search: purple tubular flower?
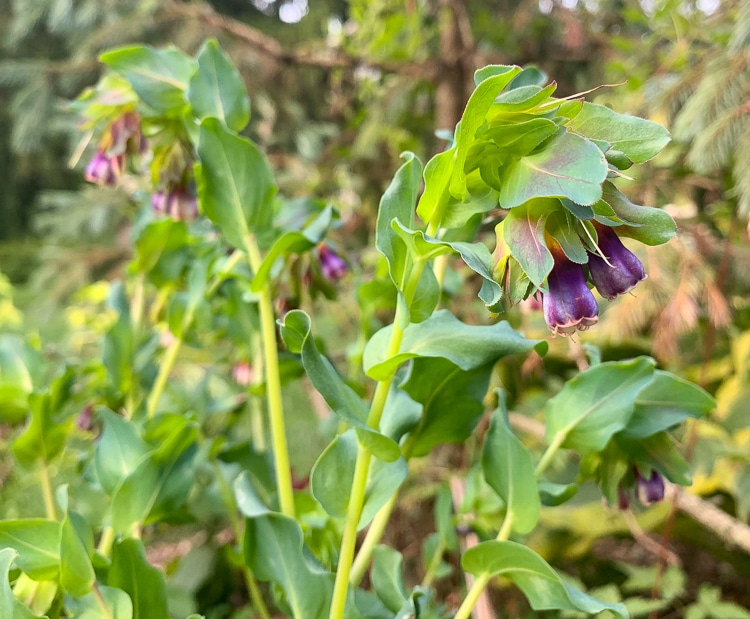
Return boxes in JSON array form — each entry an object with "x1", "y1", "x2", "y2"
[
  {"x1": 635, "y1": 468, "x2": 665, "y2": 505},
  {"x1": 84, "y1": 150, "x2": 120, "y2": 186},
  {"x1": 318, "y1": 245, "x2": 348, "y2": 282},
  {"x1": 587, "y1": 224, "x2": 647, "y2": 300},
  {"x1": 151, "y1": 187, "x2": 198, "y2": 221},
  {"x1": 542, "y1": 247, "x2": 599, "y2": 336}
]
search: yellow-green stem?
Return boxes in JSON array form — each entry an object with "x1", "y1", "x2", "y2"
[
  {"x1": 350, "y1": 492, "x2": 398, "y2": 586},
  {"x1": 534, "y1": 431, "x2": 567, "y2": 479},
  {"x1": 453, "y1": 514, "x2": 514, "y2": 619},
  {"x1": 422, "y1": 538, "x2": 446, "y2": 589},
  {"x1": 146, "y1": 335, "x2": 183, "y2": 419},
  {"x1": 212, "y1": 462, "x2": 271, "y2": 619},
  {"x1": 242, "y1": 233, "x2": 295, "y2": 519},
  {"x1": 145, "y1": 252, "x2": 242, "y2": 420},
  {"x1": 328, "y1": 317, "x2": 409, "y2": 619},
  {"x1": 97, "y1": 526, "x2": 115, "y2": 557},
  {"x1": 454, "y1": 573, "x2": 492, "y2": 619},
  {"x1": 39, "y1": 462, "x2": 56, "y2": 520}
]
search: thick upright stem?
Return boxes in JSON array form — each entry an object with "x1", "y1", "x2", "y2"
[
  {"x1": 328, "y1": 335, "x2": 404, "y2": 619},
  {"x1": 243, "y1": 233, "x2": 295, "y2": 519},
  {"x1": 146, "y1": 336, "x2": 183, "y2": 419}
]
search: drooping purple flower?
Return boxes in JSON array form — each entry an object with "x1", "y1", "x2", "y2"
[
  {"x1": 84, "y1": 150, "x2": 121, "y2": 186},
  {"x1": 635, "y1": 468, "x2": 665, "y2": 505},
  {"x1": 151, "y1": 187, "x2": 198, "y2": 221},
  {"x1": 587, "y1": 224, "x2": 647, "y2": 300},
  {"x1": 151, "y1": 191, "x2": 168, "y2": 215},
  {"x1": 318, "y1": 245, "x2": 348, "y2": 282},
  {"x1": 542, "y1": 247, "x2": 599, "y2": 336}
]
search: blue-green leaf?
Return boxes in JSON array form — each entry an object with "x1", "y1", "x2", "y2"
[
  {"x1": 0, "y1": 520, "x2": 60, "y2": 581},
  {"x1": 463, "y1": 541, "x2": 627, "y2": 618},
  {"x1": 109, "y1": 539, "x2": 169, "y2": 619},
  {"x1": 451, "y1": 66, "x2": 524, "y2": 199},
  {"x1": 498, "y1": 131, "x2": 608, "y2": 208},
  {"x1": 376, "y1": 152, "x2": 422, "y2": 289},
  {"x1": 0, "y1": 549, "x2": 45, "y2": 619},
  {"x1": 624, "y1": 371, "x2": 714, "y2": 438},
  {"x1": 100, "y1": 45, "x2": 196, "y2": 114},
  {"x1": 196, "y1": 118, "x2": 277, "y2": 249},
  {"x1": 279, "y1": 310, "x2": 400, "y2": 461},
  {"x1": 566, "y1": 102, "x2": 670, "y2": 164},
  {"x1": 545, "y1": 357, "x2": 656, "y2": 454},
  {"x1": 364, "y1": 310, "x2": 545, "y2": 381},
  {"x1": 187, "y1": 39, "x2": 250, "y2": 131},
  {"x1": 371, "y1": 546, "x2": 408, "y2": 613},
  {"x1": 244, "y1": 513, "x2": 334, "y2": 619},
  {"x1": 482, "y1": 392, "x2": 540, "y2": 534}
]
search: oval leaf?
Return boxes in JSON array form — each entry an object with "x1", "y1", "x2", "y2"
[{"x1": 462, "y1": 540, "x2": 627, "y2": 618}]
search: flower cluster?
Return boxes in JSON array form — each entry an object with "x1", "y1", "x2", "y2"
[
  {"x1": 542, "y1": 223, "x2": 646, "y2": 336},
  {"x1": 83, "y1": 111, "x2": 145, "y2": 186}
]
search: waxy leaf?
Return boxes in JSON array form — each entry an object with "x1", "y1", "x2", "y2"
[
  {"x1": 498, "y1": 130, "x2": 608, "y2": 208},
  {"x1": 602, "y1": 183, "x2": 676, "y2": 246},
  {"x1": 13, "y1": 368, "x2": 75, "y2": 466},
  {"x1": 109, "y1": 539, "x2": 169, "y2": 619},
  {"x1": 566, "y1": 102, "x2": 670, "y2": 164},
  {"x1": 0, "y1": 520, "x2": 60, "y2": 581},
  {"x1": 311, "y1": 431, "x2": 407, "y2": 528},
  {"x1": 616, "y1": 433, "x2": 692, "y2": 486},
  {"x1": 244, "y1": 513, "x2": 334, "y2": 619},
  {"x1": 95, "y1": 408, "x2": 149, "y2": 495},
  {"x1": 416, "y1": 146, "x2": 455, "y2": 226},
  {"x1": 401, "y1": 359, "x2": 494, "y2": 458},
  {"x1": 280, "y1": 310, "x2": 400, "y2": 461},
  {"x1": 66, "y1": 586, "x2": 133, "y2": 619},
  {"x1": 545, "y1": 209, "x2": 588, "y2": 264},
  {"x1": 196, "y1": 118, "x2": 277, "y2": 249},
  {"x1": 0, "y1": 549, "x2": 45, "y2": 619},
  {"x1": 187, "y1": 39, "x2": 250, "y2": 132},
  {"x1": 501, "y1": 201, "x2": 554, "y2": 287},
  {"x1": 545, "y1": 357, "x2": 656, "y2": 454},
  {"x1": 624, "y1": 370, "x2": 714, "y2": 438},
  {"x1": 463, "y1": 541, "x2": 627, "y2": 618},
  {"x1": 482, "y1": 393, "x2": 540, "y2": 534},
  {"x1": 391, "y1": 222, "x2": 503, "y2": 309},
  {"x1": 481, "y1": 118, "x2": 559, "y2": 158},
  {"x1": 364, "y1": 310, "x2": 545, "y2": 381},
  {"x1": 538, "y1": 481, "x2": 578, "y2": 506},
  {"x1": 371, "y1": 546, "x2": 408, "y2": 613},
  {"x1": 376, "y1": 152, "x2": 422, "y2": 288},
  {"x1": 311, "y1": 432, "x2": 356, "y2": 518},
  {"x1": 451, "y1": 66, "x2": 523, "y2": 199},
  {"x1": 59, "y1": 489, "x2": 95, "y2": 597},
  {"x1": 100, "y1": 45, "x2": 196, "y2": 113}
]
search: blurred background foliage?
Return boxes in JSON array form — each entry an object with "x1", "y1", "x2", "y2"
[{"x1": 2, "y1": 0, "x2": 750, "y2": 617}]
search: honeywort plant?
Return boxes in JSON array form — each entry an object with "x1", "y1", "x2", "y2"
[{"x1": 0, "y1": 41, "x2": 716, "y2": 619}]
